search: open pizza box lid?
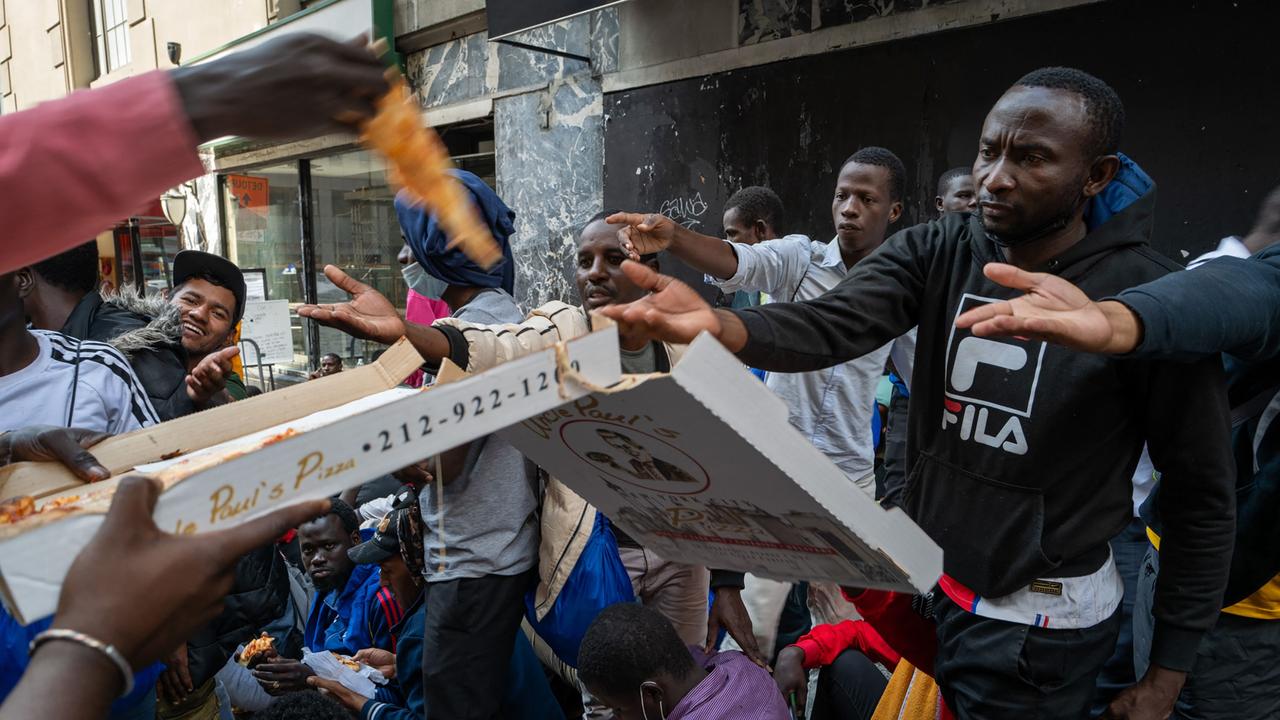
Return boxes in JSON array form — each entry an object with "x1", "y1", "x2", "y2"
[
  {"x1": 500, "y1": 332, "x2": 943, "y2": 594},
  {"x1": 0, "y1": 329, "x2": 622, "y2": 624}
]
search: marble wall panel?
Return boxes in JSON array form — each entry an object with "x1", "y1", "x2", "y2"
[
  {"x1": 496, "y1": 14, "x2": 592, "y2": 91},
  {"x1": 405, "y1": 30, "x2": 490, "y2": 108},
  {"x1": 495, "y1": 73, "x2": 604, "y2": 308},
  {"x1": 739, "y1": 0, "x2": 812, "y2": 45},
  {"x1": 818, "y1": 0, "x2": 934, "y2": 28}
]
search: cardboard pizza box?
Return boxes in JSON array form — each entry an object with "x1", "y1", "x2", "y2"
[
  {"x1": 500, "y1": 332, "x2": 943, "y2": 594},
  {"x1": 0, "y1": 328, "x2": 621, "y2": 624}
]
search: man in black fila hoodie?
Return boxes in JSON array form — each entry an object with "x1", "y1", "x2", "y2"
[{"x1": 600, "y1": 68, "x2": 1235, "y2": 719}]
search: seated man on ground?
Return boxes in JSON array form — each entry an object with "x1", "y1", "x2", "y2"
[
  {"x1": 252, "y1": 500, "x2": 400, "y2": 697},
  {"x1": 578, "y1": 603, "x2": 790, "y2": 720},
  {"x1": 309, "y1": 499, "x2": 565, "y2": 720}
]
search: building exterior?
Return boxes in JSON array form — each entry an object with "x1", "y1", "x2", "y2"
[{"x1": 5, "y1": 0, "x2": 1277, "y2": 384}]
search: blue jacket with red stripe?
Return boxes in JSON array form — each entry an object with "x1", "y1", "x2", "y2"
[{"x1": 303, "y1": 563, "x2": 401, "y2": 655}]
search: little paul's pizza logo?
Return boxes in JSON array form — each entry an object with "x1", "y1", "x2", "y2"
[{"x1": 940, "y1": 294, "x2": 1047, "y2": 456}]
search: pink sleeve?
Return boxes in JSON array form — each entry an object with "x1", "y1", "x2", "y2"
[{"x1": 0, "y1": 71, "x2": 204, "y2": 273}]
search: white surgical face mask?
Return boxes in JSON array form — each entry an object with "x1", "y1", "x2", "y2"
[{"x1": 402, "y1": 261, "x2": 448, "y2": 299}]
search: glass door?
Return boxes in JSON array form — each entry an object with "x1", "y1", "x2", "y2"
[{"x1": 223, "y1": 164, "x2": 311, "y2": 382}]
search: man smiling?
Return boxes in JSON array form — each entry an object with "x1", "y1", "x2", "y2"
[{"x1": 169, "y1": 251, "x2": 248, "y2": 402}]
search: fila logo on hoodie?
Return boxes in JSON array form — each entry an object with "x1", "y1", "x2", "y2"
[{"x1": 941, "y1": 294, "x2": 1047, "y2": 456}]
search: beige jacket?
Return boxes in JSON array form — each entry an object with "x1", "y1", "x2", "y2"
[{"x1": 433, "y1": 301, "x2": 686, "y2": 619}]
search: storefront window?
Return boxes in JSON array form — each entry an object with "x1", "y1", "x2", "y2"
[
  {"x1": 136, "y1": 217, "x2": 180, "y2": 296},
  {"x1": 217, "y1": 120, "x2": 496, "y2": 384},
  {"x1": 309, "y1": 150, "x2": 406, "y2": 369},
  {"x1": 223, "y1": 164, "x2": 311, "y2": 380}
]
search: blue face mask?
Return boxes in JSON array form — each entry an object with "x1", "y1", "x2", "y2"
[{"x1": 401, "y1": 261, "x2": 448, "y2": 299}]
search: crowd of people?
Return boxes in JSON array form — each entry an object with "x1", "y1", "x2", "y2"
[{"x1": 0, "y1": 31, "x2": 1277, "y2": 720}]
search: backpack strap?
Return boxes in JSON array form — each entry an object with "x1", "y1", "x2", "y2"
[{"x1": 1232, "y1": 383, "x2": 1280, "y2": 429}]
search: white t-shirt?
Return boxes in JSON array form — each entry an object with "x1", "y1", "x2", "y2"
[
  {"x1": 713, "y1": 234, "x2": 916, "y2": 491},
  {"x1": 0, "y1": 330, "x2": 159, "y2": 434}
]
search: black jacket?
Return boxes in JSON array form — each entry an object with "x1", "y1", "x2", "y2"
[
  {"x1": 730, "y1": 187, "x2": 1234, "y2": 671},
  {"x1": 1120, "y1": 245, "x2": 1280, "y2": 606},
  {"x1": 184, "y1": 545, "x2": 301, "y2": 687},
  {"x1": 61, "y1": 290, "x2": 195, "y2": 421}
]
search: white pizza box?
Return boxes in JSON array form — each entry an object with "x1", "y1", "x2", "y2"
[
  {"x1": 501, "y1": 332, "x2": 943, "y2": 593},
  {"x1": 0, "y1": 328, "x2": 621, "y2": 624}
]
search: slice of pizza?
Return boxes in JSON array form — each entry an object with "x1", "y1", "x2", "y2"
[
  {"x1": 240, "y1": 632, "x2": 276, "y2": 667},
  {"x1": 361, "y1": 75, "x2": 502, "y2": 269},
  {"x1": 330, "y1": 651, "x2": 363, "y2": 672},
  {"x1": 0, "y1": 496, "x2": 35, "y2": 525}
]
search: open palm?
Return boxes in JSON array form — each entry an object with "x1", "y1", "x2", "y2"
[
  {"x1": 606, "y1": 212, "x2": 678, "y2": 258},
  {"x1": 956, "y1": 263, "x2": 1122, "y2": 353},
  {"x1": 596, "y1": 261, "x2": 722, "y2": 345},
  {"x1": 298, "y1": 265, "x2": 407, "y2": 345}
]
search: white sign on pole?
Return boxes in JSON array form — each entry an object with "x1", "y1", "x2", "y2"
[{"x1": 241, "y1": 300, "x2": 294, "y2": 365}]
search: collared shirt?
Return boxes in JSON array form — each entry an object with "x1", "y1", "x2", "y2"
[
  {"x1": 668, "y1": 647, "x2": 791, "y2": 720},
  {"x1": 303, "y1": 563, "x2": 400, "y2": 654},
  {"x1": 1186, "y1": 235, "x2": 1251, "y2": 269},
  {"x1": 713, "y1": 235, "x2": 916, "y2": 489}
]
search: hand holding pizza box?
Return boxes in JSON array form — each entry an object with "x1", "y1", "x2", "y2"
[
  {"x1": 0, "y1": 330, "x2": 621, "y2": 623},
  {"x1": 502, "y1": 332, "x2": 943, "y2": 594}
]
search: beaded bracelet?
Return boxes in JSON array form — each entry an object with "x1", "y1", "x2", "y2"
[{"x1": 29, "y1": 628, "x2": 135, "y2": 697}]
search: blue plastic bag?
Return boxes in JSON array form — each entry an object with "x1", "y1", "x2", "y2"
[{"x1": 525, "y1": 513, "x2": 635, "y2": 667}]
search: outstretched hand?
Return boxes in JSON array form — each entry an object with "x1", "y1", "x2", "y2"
[
  {"x1": 596, "y1": 261, "x2": 737, "y2": 347},
  {"x1": 298, "y1": 265, "x2": 407, "y2": 345},
  {"x1": 186, "y1": 346, "x2": 239, "y2": 404},
  {"x1": 955, "y1": 263, "x2": 1142, "y2": 354},
  {"x1": 607, "y1": 212, "x2": 680, "y2": 259}
]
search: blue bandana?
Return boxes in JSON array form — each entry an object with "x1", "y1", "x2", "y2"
[{"x1": 395, "y1": 170, "x2": 516, "y2": 294}]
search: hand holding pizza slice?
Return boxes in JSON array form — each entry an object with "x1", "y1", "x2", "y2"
[{"x1": 361, "y1": 72, "x2": 501, "y2": 269}]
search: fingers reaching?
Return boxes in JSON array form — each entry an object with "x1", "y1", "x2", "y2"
[
  {"x1": 209, "y1": 498, "x2": 331, "y2": 563},
  {"x1": 954, "y1": 299, "x2": 1014, "y2": 329},
  {"x1": 43, "y1": 429, "x2": 110, "y2": 482},
  {"x1": 704, "y1": 618, "x2": 721, "y2": 655},
  {"x1": 605, "y1": 212, "x2": 649, "y2": 228},
  {"x1": 619, "y1": 259, "x2": 667, "y2": 292},
  {"x1": 323, "y1": 264, "x2": 371, "y2": 297},
  {"x1": 982, "y1": 262, "x2": 1044, "y2": 292},
  {"x1": 100, "y1": 476, "x2": 162, "y2": 536}
]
